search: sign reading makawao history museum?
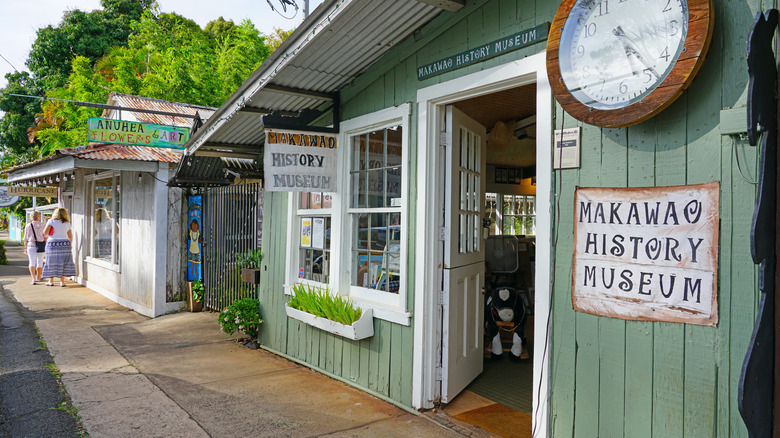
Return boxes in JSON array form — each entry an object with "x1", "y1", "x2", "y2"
[
  {"x1": 572, "y1": 182, "x2": 720, "y2": 326},
  {"x1": 263, "y1": 128, "x2": 338, "y2": 193}
]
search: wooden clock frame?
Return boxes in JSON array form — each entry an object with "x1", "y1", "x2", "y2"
[{"x1": 546, "y1": 0, "x2": 715, "y2": 128}]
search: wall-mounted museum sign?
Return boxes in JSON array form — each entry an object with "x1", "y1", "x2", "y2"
[
  {"x1": 417, "y1": 22, "x2": 549, "y2": 80},
  {"x1": 88, "y1": 117, "x2": 190, "y2": 148},
  {"x1": 572, "y1": 182, "x2": 720, "y2": 326},
  {"x1": 264, "y1": 128, "x2": 338, "y2": 192},
  {"x1": 7, "y1": 186, "x2": 59, "y2": 198}
]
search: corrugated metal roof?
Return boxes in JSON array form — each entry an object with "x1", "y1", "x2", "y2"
[
  {"x1": 61, "y1": 143, "x2": 182, "y2": 163},
  {"x1": 184, "y1": 0, "x2": 445, "y2": 156},
  {"x1": 104, "y1": 93, "x2": 216, "y2": 127}
]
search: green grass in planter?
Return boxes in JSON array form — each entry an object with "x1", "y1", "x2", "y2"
[{"x1": 288, "y1": 284, "x2": 362, "y2": 326}]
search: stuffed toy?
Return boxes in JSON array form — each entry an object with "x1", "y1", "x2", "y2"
[{"x1": 485, "y1": 285, "x2": 528, "y2": 361}]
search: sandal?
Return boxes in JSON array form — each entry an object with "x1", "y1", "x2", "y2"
[
  {"x1": 45, "y1": 283, "x2": 54, "y2": 287},
  {"x1": 60, "y1": 283, "x2": 65, "y2": 287}
]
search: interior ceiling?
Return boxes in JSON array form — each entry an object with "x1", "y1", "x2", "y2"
[{"x1": 453, "y1": 83, "x2": 536, "y2": 168}]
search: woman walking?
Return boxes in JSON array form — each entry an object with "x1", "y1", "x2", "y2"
[
  {"x1": 41, "y1": 208, "x2": 76, "y2": 287},
  {"x1": 23, "y1": 211, "x2": 46, "y2": 284}
]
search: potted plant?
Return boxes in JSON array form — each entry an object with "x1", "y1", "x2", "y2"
[
  {"x1": 187, "y1": 279, "x2": 204, "y2": 312},
  {"x1": 285, "y1": 283, "x2": 373, "y2": 340},
  {"x1": 237, "y1": 249, "x2": 263, "y2": 284}
]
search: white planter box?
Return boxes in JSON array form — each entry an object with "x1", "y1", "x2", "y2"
[{"x1": 284, "y1": 305, "x2": 374, "y2": 340}]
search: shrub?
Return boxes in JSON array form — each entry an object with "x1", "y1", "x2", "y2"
[
  {"x1": 0, "y1": 240, "x2": 6, "y2": 265},
  {"x1": 218, "y1": 298, "x2": 263, "y2": 339},
  {"x1": 191, "y1": 279, "x2": 204, "y2": 303},
  {"x1": 288, "y1": 283, "x2": 362, "y2": 326}
]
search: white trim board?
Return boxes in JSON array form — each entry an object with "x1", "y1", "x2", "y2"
[{"x1": 413, "y1": 51, "x2": 552, "y2": 437}]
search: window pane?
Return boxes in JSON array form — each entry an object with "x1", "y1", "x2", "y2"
[
  {"x1": 349, "y1": 125, "x2": 404, "y2": 294},
  {"x1": 92, "y1": 176, "x2": 115, "y2": 262},
  {"x1": 298, "y1": 216, "x2": 331, "y2": 283}
]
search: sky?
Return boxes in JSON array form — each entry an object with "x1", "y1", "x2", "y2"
[{"x1": 0, "y1": 0, "x2": 324, "y2": 90}]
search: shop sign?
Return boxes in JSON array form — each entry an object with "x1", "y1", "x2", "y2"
[
  {"x1": 88, "y1": 117, "x2": 189, "y2": 148},
  {"x1": 0, "y1": 185, "x2": 20, "y2": 207},
  {"x1": 264, "y1": 128, "x2": 338, "y2": 192},
  {"x1": 572, "y1": 182, "x2": 720, "y2": 326},
  {"x1": 417, "y1": 22, "x2": 549, "y2": 80},
  {"x1": 7, "y1": 186, "x2": 59, "y2": 197}
]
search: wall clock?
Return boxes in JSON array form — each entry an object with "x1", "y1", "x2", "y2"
[{"x1": 547, "y1": 0, "x2": 714, "y2": 128}]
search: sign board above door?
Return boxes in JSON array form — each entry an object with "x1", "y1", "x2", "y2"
[
  {"x1": 7, "y1": 186, "x2": 59, "y2": 198},
  {"x1": 417, "y1": 23, "x2": 549, "y2": 80}
]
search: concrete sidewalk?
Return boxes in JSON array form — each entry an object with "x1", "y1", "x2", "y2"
[{"x1": 0, "y1": 234, "x2": 487, "y2": 437}]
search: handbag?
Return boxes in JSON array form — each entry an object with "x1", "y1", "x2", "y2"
[{"x1": 30, "y1": 225, "x2": 46, "y2": 253}]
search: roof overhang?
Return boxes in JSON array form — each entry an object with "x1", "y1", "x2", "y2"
[{"x1": 181, "y1": 0, "x2": 452, "y2": 159}]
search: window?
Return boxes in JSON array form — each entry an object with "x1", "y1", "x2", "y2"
[
  {"x1": 349, "y1": 127, "x2": 403, "y2": 294},
  {"x1": 485, "y1": 193, "x2": 536, "y2": 236},
  {"x1": 296, "y1": 192, "x2": 332, "y2": 284},
  {"x1": 284, "y1": 105, "x2": 410, "y2": 324},
  {"x1": 88, "y1": 173, "x2": 121, "y2": 265}
]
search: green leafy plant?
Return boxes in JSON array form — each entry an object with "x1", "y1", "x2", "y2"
[
  {"x1": 236, "y1": 249, "x2": 263, "y2": 268},
  {"x1": 218, "y1": 298, "x2": 263, "y2": 339},
  {"x1": 191, "y1": 279, "x2": 204, "y2": 303},
  {"x1": 0, "y1": 240, "x2": 7, "y2": 265},
  {"x1": 288, "y1": 283, "x2": 363, "y2": 326}
]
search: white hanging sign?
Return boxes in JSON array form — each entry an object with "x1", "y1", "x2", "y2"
[
  {"x1": 264, "y1": 129, "x2": 338, "y2": 192},
  {"x1": 572, "y1": 182, "x2": 720, "y2": 326}
]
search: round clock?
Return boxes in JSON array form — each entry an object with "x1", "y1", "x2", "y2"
[{"x1": 547, "y1": 0, "x2": 714, "y2": 128}]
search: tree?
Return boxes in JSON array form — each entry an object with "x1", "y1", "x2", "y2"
[
  {"x1": 26, "y1": 0, "x2": 155, "y2": 90},
  {"x1": 0, "y1": 72, "x2": 43, "y2": 156},
  {"x1": 265, "y1": 27, "x2": 294, "y2": 52}
]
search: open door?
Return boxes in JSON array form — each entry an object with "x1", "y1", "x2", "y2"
[{"x1": 441, "y1": 105, "x2": 487, "y2": 403}]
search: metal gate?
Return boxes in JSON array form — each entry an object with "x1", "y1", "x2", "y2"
[{"x1": 203, "y1": 183, "x2": 263, "y2": 311}]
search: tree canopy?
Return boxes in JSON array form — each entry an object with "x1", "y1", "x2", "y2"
[{"x1": 1, "y1": 2, "x2": 289, "y2": 166}]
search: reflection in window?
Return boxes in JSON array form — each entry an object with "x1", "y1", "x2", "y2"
[
  {"x1": 297, "y1": 192, "x2": 332, "y2": 284},
  {"x1": 90, "y1": 174, "x2": 121, "y2": 264},
  {"x1": 349, "y1": 126, "x2": 403, "y2": 293}
]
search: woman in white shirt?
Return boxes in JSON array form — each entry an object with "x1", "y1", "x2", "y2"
[
  {"x1": 41, "y1": 208, "x2": 76, "y2": 287},
  {"x1": 23, "y1": 210, "x2": 46, "y2": 284}
]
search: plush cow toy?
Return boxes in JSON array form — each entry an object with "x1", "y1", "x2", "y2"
[{"x1": 485, "y1": 285, "x2": 527, "y2": 360}]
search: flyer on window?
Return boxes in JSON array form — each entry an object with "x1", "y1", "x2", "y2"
[
  {"x1": 300, "y1": 218, "x2": 312, "y2": 247},
  {"x1": 312, "y1": 218, "x2": 325, "y2": 249}
]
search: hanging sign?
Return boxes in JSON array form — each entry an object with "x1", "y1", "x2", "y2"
[
  {"x1": 417, "y1": 22, "x2": 549, "y2": 80},
  {"x1": 0, "y1": 185, "x2": 20, "y2": 207},
  {"x1": 264, "y1": 128, "x2": 338, "y2": 192},
  {"x1": 572, "y1": 182, "x2": 720, "y2": 326},
  {"x1": 7, "y1": 186, "x2": 59, "y2": 197},
  {"x1": 88, "y1": 117, "x2": 189, "y2": 148}
]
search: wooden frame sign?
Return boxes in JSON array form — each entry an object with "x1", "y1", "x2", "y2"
[{"x1": 572, "y1": 182, "x2": 719, "y2": 326}]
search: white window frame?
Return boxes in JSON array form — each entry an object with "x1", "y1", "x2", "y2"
[
  {"x1": 340, "y1": 104, "x2": 411, "y2": 325},
  {"x1": 85, "y1": 170, "x2": 121, "y2": 271},
  {"x1": 284, "y1": 193, "x2": 337, "y2": 293},
  {"x1": 283, "y1": 104, "x2": 411, "y2": 326}
]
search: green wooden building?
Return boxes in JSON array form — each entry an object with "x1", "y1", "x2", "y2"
[{"x1": 179, "y1": 0, "x2": 769, "y2": 435}]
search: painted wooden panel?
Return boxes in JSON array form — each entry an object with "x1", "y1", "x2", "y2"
[{"x1": 253, "y1": 0, "x2": 765, "y2": 430}]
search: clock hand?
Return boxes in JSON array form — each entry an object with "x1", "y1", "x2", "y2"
[{"x1": 612, "y1": 26, "x2": 660, "y2": 79}]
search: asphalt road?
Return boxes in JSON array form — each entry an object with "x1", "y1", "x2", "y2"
[{"x1": 0, "y1": 281, "x2": 81, "y2": 437}]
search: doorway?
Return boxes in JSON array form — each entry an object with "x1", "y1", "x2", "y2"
[{"x1": 413, "y1": 52, "x2": 552, "y2": 437}]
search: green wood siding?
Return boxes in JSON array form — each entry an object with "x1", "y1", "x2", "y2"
[{"x1": 256, "y1": 0, "x2": 771, "y2": 432}]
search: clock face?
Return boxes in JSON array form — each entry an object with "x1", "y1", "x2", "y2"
[{"x1": 558, "y1": 0, "x2": 689, "y2": 110}]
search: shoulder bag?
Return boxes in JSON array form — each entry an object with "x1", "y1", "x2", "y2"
[{"x1": 30, "y1": 225, "x2": 46, "y2": 253}]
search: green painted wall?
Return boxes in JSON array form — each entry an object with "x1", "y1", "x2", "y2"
[{"x1": 258, "y1": 0, "x2": 772, "y2": 432}]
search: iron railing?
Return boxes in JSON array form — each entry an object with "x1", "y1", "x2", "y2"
[{"x1": 203, "y1": 183, "x2": 263, "y2": 311}]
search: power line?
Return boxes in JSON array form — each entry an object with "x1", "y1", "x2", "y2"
[
  {"x1": 0, "y1": 92, "x2": 197, "y2": 119},
  {"x1": 0, "y1": 53, "x2": 19, "y2": 73}
]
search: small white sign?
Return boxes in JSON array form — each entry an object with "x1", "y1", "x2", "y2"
[
  {"x1": 312, "y1": 218, "x2": 325, "y2": 249},
  {"x1": 554, "y1": 127, "x2": 581, "y2": 169}
]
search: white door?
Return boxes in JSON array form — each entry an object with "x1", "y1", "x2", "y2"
[{"x1": 441, "y1": 105, "x2": 486, "y2": 403}]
